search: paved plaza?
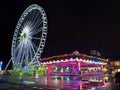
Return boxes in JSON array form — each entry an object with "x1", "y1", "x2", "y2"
[{"x1": 0, "y1": 75, "x2": 120, "y2": 90}]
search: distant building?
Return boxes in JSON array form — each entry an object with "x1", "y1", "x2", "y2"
[
  {"x1": 90, "y1": 50, "x2": 101, "y2": 57},
  {"x1": 40, "y1": 50, "x2": 108, "y2": 75},
  {"x1": 109, "y1": 60, "x2": 120, "y2": 75}
]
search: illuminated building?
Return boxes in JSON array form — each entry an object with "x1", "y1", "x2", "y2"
[
  {"x1": 40, "y1": 51, "x2": 108, "y2": 75},
  {"x1": 109, "y1": 60, "x2": 120, "y2": 75},
  {"x1": 90, "y1": 50, "x2": 101, "y2": 57}
]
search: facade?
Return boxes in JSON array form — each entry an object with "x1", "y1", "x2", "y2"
[{"x1": 40, "y1": 51, "x2": 108, "y2": 75}]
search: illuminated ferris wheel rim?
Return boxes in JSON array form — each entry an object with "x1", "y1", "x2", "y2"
[{"x1": 11, "y1": 4, "x2": 47, "y2": 67}]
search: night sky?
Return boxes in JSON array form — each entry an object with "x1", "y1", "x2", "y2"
[{"x1": 0, "y1": 0, "x2": 120, "y2": 67}]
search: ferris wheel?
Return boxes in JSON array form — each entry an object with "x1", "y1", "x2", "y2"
[{"x1": 5, "y1": 4, "x2": 47, "y2": 69}]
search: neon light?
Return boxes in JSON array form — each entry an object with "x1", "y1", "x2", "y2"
[{"x1": 40, "y1": 51, "x2": 108, "y2": 75}]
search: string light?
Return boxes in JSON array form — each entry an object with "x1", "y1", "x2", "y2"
[{"x1": 40, "y1": 51, "x2": 108, "y2": 65}]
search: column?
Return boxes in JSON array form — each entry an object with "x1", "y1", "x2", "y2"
[
  {"x1": 47, "y1": 65, "x2": 51, "y2": 75},
  {"x1": 101, "y1": 64, "x2": 104, "y2": 74},
  {"x1": 72, "y1": 65, "x2": 75, "y2": 74},
  {"x1": 78, "y1": 61, "x2": 81, "y2": 71},
  {"x1": 77, "y1": 61, "x2": 81, "y2": 75}
]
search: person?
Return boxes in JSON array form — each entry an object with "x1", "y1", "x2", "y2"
[{"x1": 114, "y1": 72, "x2": 120, "y2": 85}]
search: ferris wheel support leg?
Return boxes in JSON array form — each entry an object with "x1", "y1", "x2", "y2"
[
  {"x1": 37, "y1": 59, "x2": 41, "y2": 67},
  {"x1": 4, "y1": 58, "x2": 12, "y2": 71},
  {"x1": 36, "y1": 56, "x2": 41, "y2": 67}
]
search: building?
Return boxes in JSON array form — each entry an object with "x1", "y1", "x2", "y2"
[
  {"x1": 40, "y1": 51, "x2": 108, "y2": 75},
  {"x1": 90, "y1": 50, "x2": 101, "y2": 56},
  {"x1": 109, "y1": 60, "x2": 120, "y2": 75}
]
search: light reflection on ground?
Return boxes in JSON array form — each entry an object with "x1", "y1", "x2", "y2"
[
  {"x1": 40, "y1": 75, "x2": 106, "y2": 90},
  {"x1": 0, "y1": 74, "x2": 117, "y2": 90}
]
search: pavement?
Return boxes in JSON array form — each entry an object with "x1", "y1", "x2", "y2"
[{"x1": 0, "y1": 75, "x2": 120, "y2": 90}]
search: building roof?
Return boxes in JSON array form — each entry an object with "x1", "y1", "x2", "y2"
[{"x1": 40, "y1": 51, "x2": 108, "y2": 65}]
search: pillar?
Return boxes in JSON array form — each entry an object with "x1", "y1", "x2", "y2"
[
  {"x1": 61, "y1": 67, "x2": 63, "y2": 72},
  {"x1": 80, "y1": 84, "x2": 83, "y2": 90},
  {"x1": 78, "y1": 61, "x2": 81, "y2": 71},
  {"x1": 78, "y1": 61, "x2": 81, "y2": 75},
  {"x1": 47, "y1": 65, "x2": 51, "y2": 75},
  {"x1": 72, "y1": 65, "x2": 75, "y2": 74}
]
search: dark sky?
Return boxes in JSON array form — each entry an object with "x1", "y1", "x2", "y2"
[{"x1": 0, "y1": 0, "x2": 120, "y2": 67}]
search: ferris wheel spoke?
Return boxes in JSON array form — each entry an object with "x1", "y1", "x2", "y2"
[
  {"x1": 26, "y1": 41, "x2": 32, "y2": 65},
  {"x1": 31, "y1": 26, "x2": 42, "y2": 36},
  {"x1": 20, "y1": 25, "x2": 24, "y2": 32},
  {"x1": 29, "y1": 11, "x2": 39, "y2": 29},
  {"x1": 26, "y1": 21, "x2": 31, "y2": 28},
  {"x1": 32, "y1": 37, "x2": 41, "y2": 40},
  {"x1": 32, "y1": 16, "x2": 42, "y2": 29},
  {"x1": 31, "y1": 40, "x2": 38, "y2": 51},
  {"x1": 29, "y1": 41, "x2": 36, "y2": 56},
  {"x1": 23, "y1": 23, "x2": 29, "y2": 30},
  {"x1": 32, "y1": 11, "x2": 39, "y2": 26},
  {"x1": 16, "y1": 38, "x2": 22, "y2": 46},
  {"x1": 25, "y1": 44, "x2": 29, "y2": 65},
  {"x1": 17, "y1": 44, "x2": 24, "y2": 65},
  {"x1": 14, "y1": 40, "x2": 23, "y2": 52},
  {"x1": 15, "y1": 43, "x2": 21, "y2": 53},
  {"x1": 20, "y1": 50, "x2": 25, "y2": 67},
  {"x1": 16, "y1": 42, "x2": 24, "y2": 65},
  {"x1": 26, "y1": 16, "x2": 31, "y2": 27},
  {"x1": 28, "y1": 41, "x2": 37, "y2": 65},
  {"x1": 14, "y1": 42, "x2": 22, "y2": 57},
  {"x1": 32, "y1": 16, "x2": 42, "y2": 30},
  {"x1": 28, "y1": 10, "x2": 36, "y2": 28},
  {"x1": 28, "y1": 11, "x2": 42, "y2": 35},
  {"x1": 27, "y1": 41, "x2": 34, "y2": 61},
  {"x1": 30, "y1": 18, "x2": 42, "y2": 34},
  {"x1": 29, "y1": 19, "x2": 42, "y2": 35},
  {"x1": 26, "y1": 10, "x2": 35, "y2": 27},
  {"x1": 19, "y1": 45, "x2": 28, "y2": 67}
]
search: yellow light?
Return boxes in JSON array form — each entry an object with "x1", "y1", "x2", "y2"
[
  {"x1": 114, "y1": 61, "x2": 120, "y2": 66},
  {"x1": 103, "y1": 67, "x2": 108, "y2": 72},
  {"x1": 118, "y1": 69, "x2": 120, "y2": 72},
  {"x1": 80, "y1": 84, "x2": 82, "y2": 90}
]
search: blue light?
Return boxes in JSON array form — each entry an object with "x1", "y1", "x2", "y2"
[
  {"x1": 66, "y1": 67, "x2": 69, "y2": 70},
  {"x1": 67, "y1": 78, "x2": 70, "y2": 81},
  {"x1": 0, "y1": 61, "x2": 3, "y2": 70},
  {"x1": 66, "y1": 76, "x2": 70, "y2": 81}
]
